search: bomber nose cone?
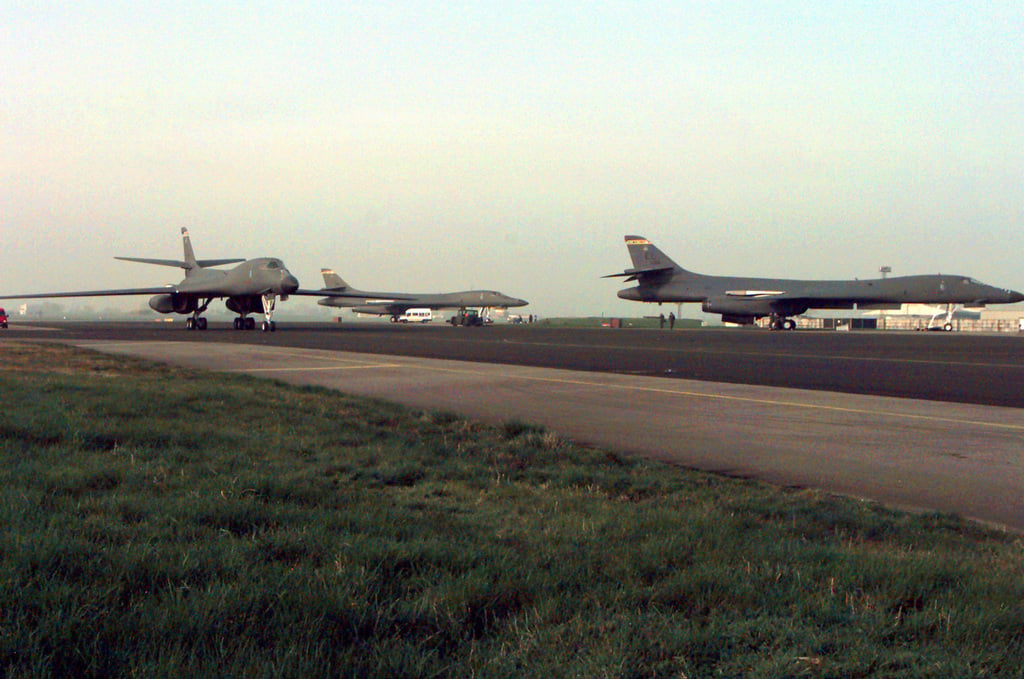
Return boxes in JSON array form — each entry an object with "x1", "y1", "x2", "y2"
[
  {"x1": 282, "y1": 273, "x2": 300, "y2": 294},
  {"x1": 1009, "y1": 289, "x2": 1024, "y2": 304}
]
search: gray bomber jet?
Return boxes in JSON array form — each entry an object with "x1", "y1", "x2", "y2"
[
  {"x1": 607, "y1": 235, "x2": 1024, "y2": 330},
  {"x1": 0, "y1": 229, "x2": 365, "y2": 331},
  {"x1": 316, "y1": 269, "x2": 528, "y2": 322}
]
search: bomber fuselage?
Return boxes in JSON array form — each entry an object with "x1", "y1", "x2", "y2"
[
  {"x1": 318, "y1": 289, "x2": 527, "y2": 313},
  {"x1": 620, "y1": 273, "x2": 1024, "y2": 308},
  {"x1": 176, "y1": 258, "x2": 299, "y2": 297}
]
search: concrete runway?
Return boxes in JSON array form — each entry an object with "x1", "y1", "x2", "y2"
[{"x1": 21, "y1": 319, "x2": 1020, "y2": 532}]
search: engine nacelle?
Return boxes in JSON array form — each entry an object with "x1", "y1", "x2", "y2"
[
  {"x1": 702, "y1": 296, "x2": 772, "y2": 317},
  {"x1": 148, "y1": 293, "x2": 197, "y2": 315},
  {"x1": 702, "y1": 296, "x2": 808, "y2": 319},
  {"x1": 720, "y1": 313, "x2": 757, "y2": 326},
  {"x1": 350, "y1": 305, "x2": 389, "y2": 315}
]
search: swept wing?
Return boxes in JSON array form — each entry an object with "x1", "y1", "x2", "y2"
[
  {"x1": 115, "y1": 256, "x2": 244, "y2": 268},
  {"x1": 293, "y1": 289, "x2": 416, "y2": 301},
  {"x1": 0, "y1": 286, "x2": 177, "y2": 300}
]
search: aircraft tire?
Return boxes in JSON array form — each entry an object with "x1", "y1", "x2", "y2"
[
  {"x1": 197, "y1": 318, "x2": 208, "y2": 330},
  {"x1": 245, "y1": 318, "x2": 256, "y2": 330},
  {"x1": 944, "y1": 322, "x2": 953, "y2": 332}
]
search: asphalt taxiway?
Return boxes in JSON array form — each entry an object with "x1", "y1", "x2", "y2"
[
  {"x1": 7, "y1": 321, "x2": 1024, "y2": 530},
  {"x1": 10, "y1": 320, "x2": 1024, "y2": 406}
]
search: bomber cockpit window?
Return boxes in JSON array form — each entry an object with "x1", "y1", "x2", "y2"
[{"x1": 265, "y1": 260, "x2": 281, "y2": 270}]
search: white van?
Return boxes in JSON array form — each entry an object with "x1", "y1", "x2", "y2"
[{"x1": 398, "y1": 308, "x2": 432, "y2": 323}]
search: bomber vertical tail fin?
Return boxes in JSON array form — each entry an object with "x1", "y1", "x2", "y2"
[
  {"x1": 181, "y1": 227, "x2": 199, "y2": 274},
  {"x1": 604, "y1": 235, "x2": 692, "y2": 282},
  {"x1": 320, "y1": 269, "x2": 350, "y2": 291},
  {"x1": 115, "y1": 229, "x2": 244, "y2": 272},
  {"x1": 624, "y1": 235, "x2": 680, "y2": 273}
]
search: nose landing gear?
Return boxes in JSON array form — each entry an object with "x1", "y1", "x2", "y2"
[{"x1": 260, "y1": 294, "x2": 278, "y2": 332}]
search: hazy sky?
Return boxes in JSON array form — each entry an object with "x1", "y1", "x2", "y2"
[{"x1": 4, "y1": 2, "x2": 1023, "y2": 318}]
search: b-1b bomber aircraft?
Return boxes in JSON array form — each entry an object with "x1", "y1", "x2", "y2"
[
  {"x1": 607, "y1": 235, "x2": 1024, "y2": 330},
  {"x1": 316, "y1": 269, "x2": 528, "y2": 323},
  {"x1": 0, "y1": 229, "x2": 368, "y2": 331}
]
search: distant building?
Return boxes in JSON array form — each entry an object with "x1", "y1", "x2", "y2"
[{"x1": 776, "y1": 305, "x2": 1024, "y2": 332}]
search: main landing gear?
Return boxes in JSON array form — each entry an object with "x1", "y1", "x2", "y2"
[
  {"x1": 230, "y1": 295, "x2": 279, "y2": 331},
  {"x1": 230, "y1": 315, "x2": 276, "y2": 331},
  {"x1": 189, "y1": 295, "x2": 283, "y2": 332},
  {"x1": 227, "y1": 294, "x2": 280, "y2": 331},
  {"x1": 768, "y1": 315, "x2": 797, "y2": 331},
  {"x1": 185, "y1": 300, "x2": 212, "y2": 330}
]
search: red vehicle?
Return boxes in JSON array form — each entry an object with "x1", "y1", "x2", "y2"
[{"x1": 0, "y1": 308, "x2": 7, "y2": 329}]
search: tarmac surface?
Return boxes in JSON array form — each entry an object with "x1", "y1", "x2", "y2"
[
  {"x1": 6, "y1": 320, "x2": 1024, "y2": 530},
  {"x1": 9, "y1": 320, "x2": 1024, "y2": 406}
]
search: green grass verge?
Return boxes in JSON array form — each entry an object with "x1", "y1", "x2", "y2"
[{"x1": 1, "y1": 341, "x2": 1022, "y2": 678}]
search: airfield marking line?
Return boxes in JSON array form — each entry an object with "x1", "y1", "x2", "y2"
[
  {"x1": 202, "y1": 346, "x2": 1023, "y2": 432},
  {"x1": 467, "y1": 338, "x2": 1024, "y2": 370},
  {"x1": 254, "y1": 347, "x2": 373, "y2": 362},
  {"x1": 228, "y1": 363, "x2": 403, "y2": 373},
  {"x1": 406, "y1": 362, "x2": 1024, "y2": 433}
]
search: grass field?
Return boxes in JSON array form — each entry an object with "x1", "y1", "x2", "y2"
[{"x1": 1, "y1": 341, "x2": 1022, "y2": 678}]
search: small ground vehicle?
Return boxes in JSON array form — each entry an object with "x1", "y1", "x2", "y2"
[
  {"x1": 0, "y1": 308, "x2": 7, "y2": 329},
  {"x1": 450, "y1": 309, "x2": 484, "y2": 326},
  {"x1": 396, "y1": 308, "x2": 432, "y2": 323}
]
